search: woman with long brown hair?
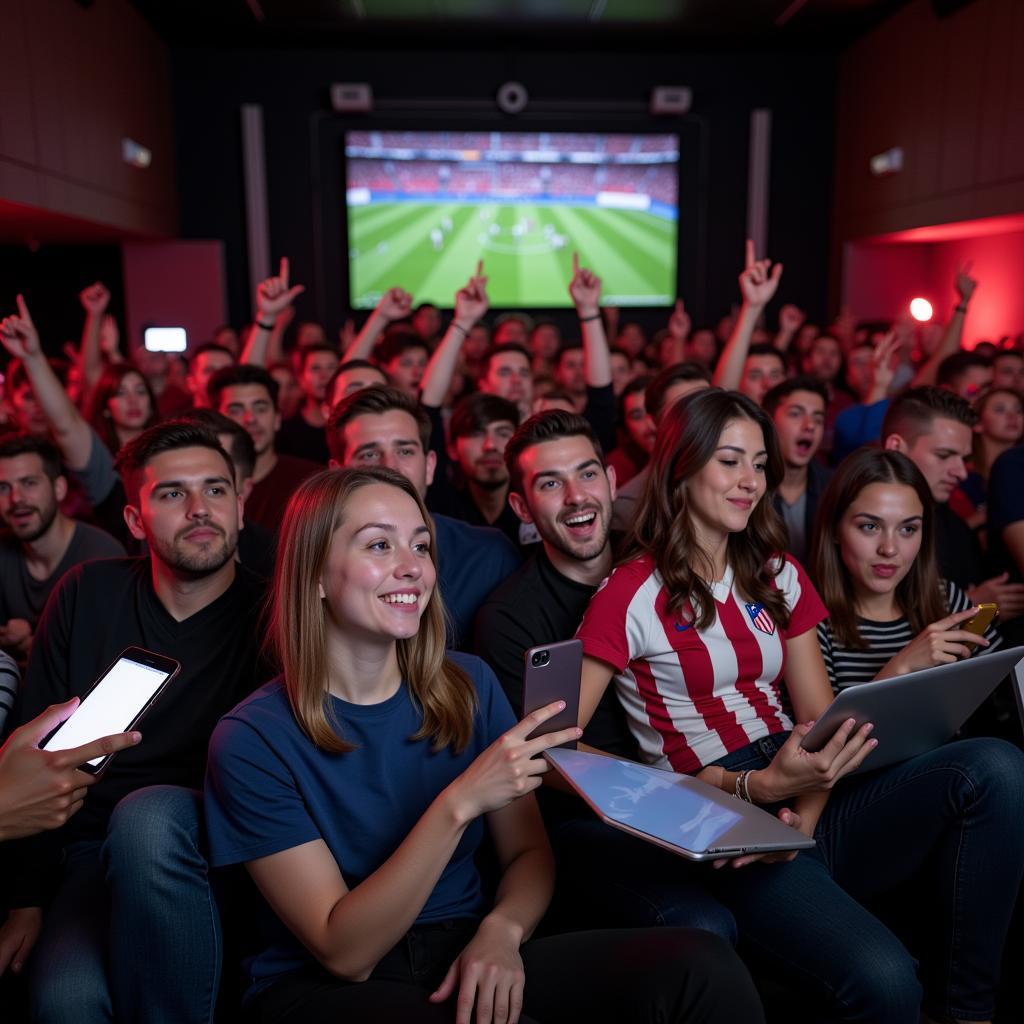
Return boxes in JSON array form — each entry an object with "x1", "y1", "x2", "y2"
[
  {"x1": 85, "y1": 363, "x2": 158, "y2": 455},
  {"x1": 812, "y1": 447, "x2": 1000, "y2": 690},
  {"x1": 203, "y1": 465, "x2": 763, "y2": 1024},
  {"x1": 576, "y1": 387, "x2": 1024, "y2": 1024}
]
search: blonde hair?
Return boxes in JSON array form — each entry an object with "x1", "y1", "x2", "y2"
[{"x1": 271, "y1": 466, "x2": 476, "y2": 754}]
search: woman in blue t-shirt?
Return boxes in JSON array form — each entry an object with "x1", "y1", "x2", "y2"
[{"x1": 204, "y1": 465, "x2": 764, "y2": 1024}]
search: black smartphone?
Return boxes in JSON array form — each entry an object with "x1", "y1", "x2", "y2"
[
  {"x1": 522, "y1": 639, "x2": 582, "y2": 750},
  {"x1": 41, "y1": 646, "x2": 181, "y2": 774}
]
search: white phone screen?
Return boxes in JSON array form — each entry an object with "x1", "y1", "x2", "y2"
[
  {"x1": 143, "y1": 327, "x2": 187, "y2": 353},
  {"x1": 43, "y1": 659, "x2": 173, "y2": 766}
]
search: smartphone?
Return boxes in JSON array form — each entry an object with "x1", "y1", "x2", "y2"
[
  {"x1": 522, "y1": 639, "x2": 582, "y2": 750},
  {"x1": 964, "y1": 603, "x2": 998, "y2": 639},
  {"x1": 41, "y1": 647, "x2": 181, "y2": 774},
  {"x1": 143, "y1": 326, "x2": 187, "y2": 353}
]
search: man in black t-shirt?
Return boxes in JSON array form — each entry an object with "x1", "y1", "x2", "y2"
[
  {"x1": 0, "y1": 423, "x2": 269, "y2": 1022},
  {"x1": 883, "y1": 386, "x2": 1024, "y2": 619},
  {"x1": 475, "y1": 411, "x2": 735, "y2": 942},
  {"x1": 0, "y1": 434, "x2": 124, "y2": 664},
  {"x1": 208, "y1": 364, "x2": 319, "y2": 533}
]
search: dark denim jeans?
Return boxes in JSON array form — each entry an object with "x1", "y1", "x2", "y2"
[
  {"x1": 28, "y1": 785, "x2": 221, "y2": 1024},
  {"x1": 707, "y1": 733, "x2": 1024, "y2": 1023}
]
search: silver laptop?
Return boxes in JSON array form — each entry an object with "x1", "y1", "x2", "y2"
[
  {"x1": 545, "y1": 747, "x2": 816, "y2": 862},
  {"x1": 800, "y1": 646, "x2": 1024, "y2": 773}
]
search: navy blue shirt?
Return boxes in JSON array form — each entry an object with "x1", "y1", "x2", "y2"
[
  {"x1": 988, "y1": 445, "x2": 1024, "y2": 582},
  {"x1": 434, "y1": 513, "x2": 520, "y2": 648},
  {"x1": 204, "y1": 652, "x2": 516, "y2": 993}
]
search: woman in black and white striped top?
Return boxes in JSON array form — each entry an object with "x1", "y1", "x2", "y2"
[{"x1": 811, "y1": 448, "x2": 1001, "y2": 692}]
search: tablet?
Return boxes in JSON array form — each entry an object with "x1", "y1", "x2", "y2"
[
  {"x1": 545, "y1": 747, "x2": 815, "y2": 862},
  {"x1": 800, "y1": 646, "x2": 1024, "y2": 773}
]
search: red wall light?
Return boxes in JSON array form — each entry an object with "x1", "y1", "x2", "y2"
[{"x1": 910, "y1": 297, "x2": 934, "y2": 322}]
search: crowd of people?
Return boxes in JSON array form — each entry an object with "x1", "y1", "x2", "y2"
[{"x1": 1, "y1": 239, "x2": 1024, "y2": 1023}]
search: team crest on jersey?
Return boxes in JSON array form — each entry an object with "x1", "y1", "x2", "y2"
[{"x1": 745, "y1": 602, "x2": 776, "y2": 635}]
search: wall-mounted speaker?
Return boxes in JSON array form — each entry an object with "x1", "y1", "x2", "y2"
[
  {"x1": 650, "y1": 86, "x2": 693, "y2": 116},
  {"x1": 330, "y1": 83, "x2": 373, "y2": 114}
]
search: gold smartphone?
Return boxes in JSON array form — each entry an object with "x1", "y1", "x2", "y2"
[{"x1": 964, "y1": 603, "x2": 998, "y2": 638}]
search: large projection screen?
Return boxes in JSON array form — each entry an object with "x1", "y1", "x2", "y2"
[{"x1": 345, "y1": 130, "x2": 679, "y2": 309}]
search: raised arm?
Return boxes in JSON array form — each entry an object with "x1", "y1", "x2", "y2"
[
  {"x1": 77, "y1": 282, "x2": 111, "y2": 396},
  {"x1": 662, "y1": 299, "x2": 690, "y2": 367},
  {"x1": 420, "y1": 265, "x2": 487, "y2": 409},
  {"x1": 862, "y1": 330, "x2": 898, "y2": 406},
  {"x1": 0, "y1": 297, "x2": 93, "y2": 469},
  {"x1": 569, "y1": 252, "x2": 611, "y2": 389},
  {"x1": 241, "y1": 258, "x2": 306, "y2": 367},
  {"x1": 242, "y1": 703, "x2": 577, "y2": 984},
  {"x1": 912, "y1": 263, "x2": 976, "y2": 387},
  {"x1": 774, "y1": 304, "x2": 805, "y2": 354},
  {"x1": 713, "y1": 239, "x2": 783, "y2": 391},
  {"x1": 342, "y1": 287, "x2": 414, "y2": 363}
]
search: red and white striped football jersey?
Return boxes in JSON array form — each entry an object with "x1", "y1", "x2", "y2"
[{"x1": 577, "y1": 554, "x2": 827, "y2": 774}]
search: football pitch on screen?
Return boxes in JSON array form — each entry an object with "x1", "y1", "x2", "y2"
[{"x1": 348, "y1": 201, "x2": 677, "y2": 309}]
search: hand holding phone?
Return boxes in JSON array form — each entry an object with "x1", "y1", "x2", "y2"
[
  {"x1": 963, "y1": 603, "x2": 998, "y2": 641},
  {"x1": 41, "y1": 647, "x2": 179, "y2": 774},
  {"x1": 0, "y1": 699, "x2": 142, "y2": 841},
  {"x1": 522, "y1": 640, "x2": 582, "y2": 750}
]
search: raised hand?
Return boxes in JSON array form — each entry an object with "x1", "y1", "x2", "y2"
[
  {"x1": 377, "y1": 287, "x2": 414, "y2": 323},
  {"x1": 955, "y1": 261, "x2": 977, "y2": 306},
  {"x1": 255, "y1": 257, "x2": 305, "y2": 322},
  {"x1": 738, "y1": 239, "x2": 783, "y2": 308},
  {"x1": 99, "y1": 314, "x2": 120, "y2": 356},
  {"x1": 778, "y1": 303, "x2": 806, "y2": 334},
  {"x1": 869, "y1": 329, "x2": 899, "y2": 395},
  {"x1": 446, "y1": 700, "x2": 581, "y2": 823},
  {"x1": 454, "y1": 261, "x2": 489, "y2": 329},
  {"x1": 568, "y1": 252, "x2": 602, "y2": 317},
  {"x1": 668, "y1": 299, "x2": 691, "y2": 341},
  {"x1": 0, "y1": 296, "x2": 42, "y2": 360},
  {"x1": 79, "y1": 282, "x2": 111, "y2": 317}
]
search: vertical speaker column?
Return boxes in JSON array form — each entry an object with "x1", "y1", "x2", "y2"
[
  {"x1": 241, "y1": 104, "x2": 271, "y2": 304},
  {"x1": 747, "y1": 109, "x2": 772, "y2": 256}
]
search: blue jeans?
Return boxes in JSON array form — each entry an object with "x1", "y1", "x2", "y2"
[
  {"x1": 28, "y1": 785, "x2": 222, "y2": 1024},
  {"x1": 708, "y1": 733, "x2": 1024, "y2": 1023}
]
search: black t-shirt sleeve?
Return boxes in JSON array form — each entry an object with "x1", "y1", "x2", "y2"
[{"x1": 474, "y1": 597, "x2": 533, "y2": 718}]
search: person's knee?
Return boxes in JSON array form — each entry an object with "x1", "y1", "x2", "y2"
[
  {"x1": 957, "y1": 737, "x2": 1024, "y2": 801},
  {"x1": 833, "y1": 943, "x2": 921, "y2": 1023},
  {"x1": 105, "y1": 785, "x2": 204, "y2": 867}
]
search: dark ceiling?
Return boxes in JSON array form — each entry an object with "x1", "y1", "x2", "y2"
[{"x1": 131, "y1": 0, "x2": 913, "y2": 50}]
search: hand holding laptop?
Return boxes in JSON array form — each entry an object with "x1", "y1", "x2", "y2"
[
  {"x1": 743, "y1": 718, "x2": 878, "y2": 805},
  {"x1": 715, "y1": 806, "x2": 803, "y2": 870}
]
